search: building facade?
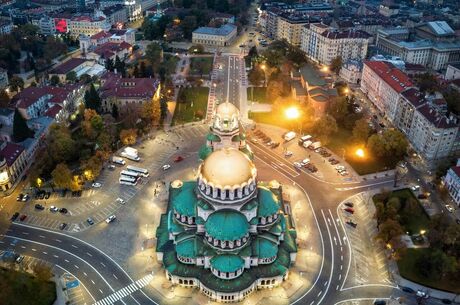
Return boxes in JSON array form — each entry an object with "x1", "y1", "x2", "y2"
[
  {"x1": 276, "y1": 13, "x2": 310, "y2": 46},
  {"x1": 192, "y1": 24, "x2": 237, "y2": 47},
  {"x1": 444, "y1": 159, "x2": 460, "y2": 206},
  {"x1": 68, "y1": 15, "x2": 111, "y2": 37},
  {"x1": 0, "y1": 141, "x2": 27, "y2": 194},
  {"x1": 156, "y1": 103, "x2": 297, "y2": 303},
  {"x1": 300, "y1": 23, "x2": 370, "y2": 65},
  {"x1": 445, "y1": 64, "x2": 460, "y2": 80}
]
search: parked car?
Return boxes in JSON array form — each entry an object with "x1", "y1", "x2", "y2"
[
  {"x1": 162, "y1": 164, "x2": 171, "y2": 170},
  {"x1": 417, "y1": 193, "x2": 428, "y2": 199},
  {"x1": 441, "y1": 299, "x2": 452, "y2": 304},
  {"x1": 19, "y1": 214, "x2": 27, "y2": 221},
  {"x1": 250, "y1": 138, "x2": 258, "y2": 143},
  {"x1": 116, "y1": 198, "x2": 125, "y2": 205},
  {"x1": 346, "y1": 220, "x2": 357, "y2": 228},
  {"x1": 59, "y1": 223, "x2": 67, "y2": 230},
  {"x1": 92, "y1": 182, "x2": 102, "y2": 188},
  {"x1": 174, "y1": 156, "x2": 184, "y2": 162},
  {"x1": 108, "y1": 165, "x2": 116, "y2": 170},
  {"x1": 293, "y1": 162, "x2": 302, "y2": 169},
  {"x1": 411, "y1": 185, "x2": 420, "y2": 191},
  {"x1": 344, "y1": 202, "x2": 354, "y2": 208},
  {"x1": 284, "y1": 151, "x2": 293, "y2": 157},
  {"x1": 301, "y1": 158, "x2": 310, "y2": 166},
  {"x1": 59, "y1": 208, "x2": 68, "y2": 214},
  {"x1": 35, "y1": 204, "x2": 45, "y2": 210},
  {"x1": 22, "y1": 194, "x2": 30, "y2": 201},
  {"x1": 87, "y1": 218, "x2": 94, "y2": 225},
  {"x1": 105, "y1": 215, "x2": 116, "y2": 223},
  {"x1": 50, "y1": 206, "x2": 59, "y2": 213},
  {"x1": 15, "y1": 255, "x2": 24, "y2": 264},
  {"x1": 399, "y1": 286, "x2": 414, "y2": 294},
  {"x1": 416, "y1": 290, "x2": 429, "y2": 298},
  {"x1": 344, "y1": 207, "x2": 354, "y2": 214},
  {"x1": 10, "y1": 212, "x2": 19, "y2": 221},
  {"x1": 16, "y1": 194, "x2": 23, "y2": 201},
  {"x1": 445, "y1": 204, "x2": 455, "y2": 213},
  {"x1": 271, "y1": 142, "x2": 280, "y2": 148}
]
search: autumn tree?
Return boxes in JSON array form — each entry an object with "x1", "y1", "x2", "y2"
[
  {"x1": 248, "y1": 65, "x2": 265, "y2": 100},
  {"x1": 376, "y1": 218, "x2": 404, "y2": 244},
  {"x1": 312, "y1": 115, "x2": 338, "y2": 144},
  {"x1": 330, "y1": 56, "x2": 343, "y2": 75},
  {"x1": 81, "y1": 109, "x2": 103, "y2": 140},
  {"x1": 81, "y1": 155, "x2": 103, "y2": 181},
  {"x1": 46, "y1": 123, "x2": 77, "y2": 163},
  {"x1": 352, "y1": 117, "x2": 372, "y2": 143},
  {"x1": 51, "y1": 163, "x2": 73, "y2": 189},
  {"x1": 141, "y1": 96, "x2": 161, "y2": 127},
  {"x1": 120, "y1": 129, "x2": 137, "y2": 145},
  {"x1": 0, "y1": 89, "x2": 10, "y2": 108},
  {"x1": 367, "y1": 129, "x2": 408, "y2": 164},
  {"x1": 32, "y1": 264, "x2": 53, "y2": 282}
]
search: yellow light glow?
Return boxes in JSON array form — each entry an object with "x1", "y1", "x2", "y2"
[
  {"x1": 420, "y1": 230, "x2": 426, "y2": 235},
  {"x1": 37, "y1": 177, "x2": 43, "y2": 187},
  {"x1": 285, "y1": 107, "x2": 300, "y2": 120},
  {"x1": 355, "y1": 148, "x2": 365, "y2": 158},
  {"x1": 261, "y1": 64, "x2": 266, "y2": 70},
  {"x1": 322, "y1": 66, "x2": 329, "y2": 72},
  {"x1": 344, "y1": 88, "x2": 349, "y2": 94}
]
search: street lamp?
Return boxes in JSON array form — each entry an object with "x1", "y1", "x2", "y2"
[
  {"x1": 355, "y1": 148, "x2": 365, "y2": 158},
  {"x1": 285, "y1": 107, "x2": 300, "y2": 120}
]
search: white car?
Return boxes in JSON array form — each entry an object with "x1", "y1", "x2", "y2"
[
  {"x1": 162, "y1": 164, "x2": 171, "y2": 170},
  {"x1": 335, "y1": 165, "x2": 346, "y2": 171},
  {"x1": 340, "y1": 171, "x2": 349, "y2": 176},
  {"x1": 411, "y1": 185, "x2": 420, "y2": 191},
  {"x1": 293, "y1": 162, "x2": 302, "y2": 169},
  {"x1": 445, "y1": 204, "x2": 455, "y2": 213},
  {"x1": 105, "y1": 215, "x2": 116, "y2": 223},
  {"x1": 284, "y1": 151, "x2": 293, "y2": 157},
  {"x1": 50, "y1": 206, "x2": 59, "y2": 213},
  {"x1": 116, "y1": 198, "x2": 125, "y2": 205},
  {"x1": 301, "y1": 158, "x2": 310, "y2": 166},
  {"x1": 250, "y1": 138, "x2": 258, "y2": 143},
  {"x1": 92, "y1": 182, "x2": 102, "y2": 188}
]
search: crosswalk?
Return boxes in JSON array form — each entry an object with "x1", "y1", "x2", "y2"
[{"x1": 93, "y1": 274, "x2": 154, "y2": 305}]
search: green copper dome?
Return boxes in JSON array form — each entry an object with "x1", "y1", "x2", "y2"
[
  {"x1": 172, "y1": 182, "x2": 197, "y2": 217},
  {"x1": 176, "y1": 237, "x2": 196, "y2": 258},
  {"x1": 211, "y1": 254, "x2": 244, "y2": 273},
  {"x1": 257, "y1": 237, "x2": 278, "y2": 259},
  {"x1": 206, "y1": 133, "x2": 221, "y2": 142},
  {"x1": 205, "y1": 210, "x2": 249, "y2": 241},
  {"x1": 199, "y1": 144, "x2": 213, "y2": 160},
  {"x1": 257, "y1": 187, "x2": 279, "y2": 217}
]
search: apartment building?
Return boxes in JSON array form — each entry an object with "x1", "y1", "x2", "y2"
[
  {"x1": 361, "y1": 61, "x2": 413, "y2": 121},
  {"x1": 276, "y1": 13, "x2": 310, "y2": 46},
  {"x1": 444, "y1": 159, "x2": 460, "y2": 206},
  {"x1": 300, "y1": 23, "x2": 370, "y2": 65},
  {"x1": 192, "y1": 24, "x2": 237, "y2": 47},
  {"x1": 0, "y1": 18, "x2": 13, "y2": 35}
]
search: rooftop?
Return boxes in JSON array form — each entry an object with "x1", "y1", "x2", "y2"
[
  {"x1": 100, "y1": 72, "x2": 159, "y2": 100},
  {"x1": 210, "y1": 254, "x2": 244, "y2": 273},
  {"x1": 364, "y1": 61, "x2": 413, "y2": 93},
  {"x1": 49, "y1": 58, "x2": 88, "y2": 75},
  {"x1": 204, "y1": 210, "x2": 249, "y2": 241},
  {"x1": 321, "y1": 29, "x2": 370, "y2": 40},
  {"x1": 0, "y1": 142, "x2": 25, "y2": 166},
  {"x1": 193, "y1": 24, "x2": 236, "y2": 36}
]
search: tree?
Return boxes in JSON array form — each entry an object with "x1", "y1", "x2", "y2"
[
  {"x1": 367, "y1": 129, "x2": 408, "y2": 163},
  {"x1": 248, "y1": 46, "x2": 258, "y2": 59},
  {"x1": 65, "y1": 71, "x2": 77, "y2": 83},
  {"x1": 80, "y1": 73, "x2": 92, "y2": 84},
  {"x1": 47, "y1": 123, "x2": 77, "y2": 163},
  {"x1": 248, "y1": 66, "x2": 265, "y2": 100},
  {"x1": 417, "y1": 72, "x2": 438, "y2": 93},
  {"x1": 141, "y1": 95, "x2": 161, "y2": 127},
  {"x1": 120, "y1": 128, "x2": 137, "y2": 145},
  {"x1": 266, "y1": 79, "x2": 285, "y2": 100},
  {"x1": 312, "y1": 115, "x2": 338, "y2": 144},
  {"x1": 9, "y1": 76, "x2": 24, "y2": 92},
  {"x1": 352, "y1": 117, "x2": 372, "y2": 143},
  {"x1": 81, "y1": 155, "x2": 102, "y2": 182},
  {"x1": 32, "y1": 264, "x2": 53, "y2": 282},
  {"x1": 13, "y1": 108, "x2": 34, "y2": 142},
  {"x1": 145, "y1": 42, "x2": 163, "y2": 67},
  {"x1": 114, "y1": 55, "x2": 126, "y2": 76},
  {"x1": 330, "y1": 56, "x2": 343, "y2": 75},
  {"x1": 376, "y1": 218, "x2": 404, "y2": 244},
  {"x1": 104, "y1": 58, "x2": 114, "y2": 71},
  {"x1": 286, "y1": 46, "x2": 306, "y2": 67},
  {"x1": 0, "y1": 89, "x2": 10, "y2": 108},
  {"x1": 51, "y1": 163, "x2": 73, "y2": 189},
  {"x1": 181, "y1": 16, "x2": 198, "y2": 39},
  {"x1": 188, "y1": 44, "x2": 204, "y2": 54},
  {"x1": 50, "y1": 75, "x2": 60, "y2": 86},
  {"x1": 442, "y1": 88, "x2": 460, "y2": 115},
  {"x1": 82, "y1": 109, "x2": 103, "y2": 140},
  {"x1": 132, "y1": 64, "x2": 140, "y2": 78},
  {"x1": 84, "y1": 84, "x2": 101, "y2": 113},
  {"x1": 327, "y1": 97, "x2": 349, "y2": 126},
  {"x1": 111, "y1": 104, "x2": 119, "y2": 119}
]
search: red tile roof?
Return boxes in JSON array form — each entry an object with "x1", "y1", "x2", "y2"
[
  {"x1": 400, "y1": 88, "x2": 425, "y2": 107},
  {"x1": 13, "y1": 85, "x2": 78, "y2": 108},
  {"x1": 91, "y1": 30, "x2": 112, "y2": 40},
  {"x1": 0, "y1": 142, "x2": 25, "y2": 166},
  {"x1": 93, "y1": 42, "x2": 132, "y2": 57},
  {"x1": 100, "y1": 73, "x2": 159, "y2": 100},
  {"x1": 364, "y1": 61, "x2": 413, "y2": 93},
  {"x1": 50, "y1": 58, "x2": 87, "y2": 75},
  {"x1": 452, "y1": 166, "x2": 460, "y2": 178},
  {"x1": 44, "y1": 104, "x2": 63, "y2": 119},
  {"x1": 417, "y1": 104, "x2": 458, "y2": 129}
]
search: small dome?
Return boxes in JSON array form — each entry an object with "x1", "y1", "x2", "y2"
[
  {"x1": 215, "y1": 102, "x2": 239, "y2": 118},
  {"x1": 172, "y1": 182, "x2": 197, "y2": 216},
  {"x1": 256, "y1": 237, "x2": 278, "y2": 259},
  {"x1": 257, "y1": 186, "x2": 279, "y2": 217},
  {"x1": 200, "y1": 148, "x2": 256, "y2": 187},
  {"x1": 176, "y1": 237, "x2": 196, "y2": 258},
  {"x1": 205, "y1": 210, "x2": 249, "y2": 241},
  {"x1": 210, "y1": 254, "x2": 244, "y2": 273}
]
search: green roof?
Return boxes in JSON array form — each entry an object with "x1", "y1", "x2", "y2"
[
  {"x1": 197, "y1": 200, "x2": 213, "y2": 211},
  {"x1": 205, "y1": 210, "x2": 249, "y2": 241},
  {"x1": 269, "y1": 216, "x2": 286, "y2": 235},
  {"x1": 210, "y1": 255, "x2": 244, "y2": 273},
  {"x1": 199, "y1": 144, "x2": 213, "y2": 160},
  {"x1": 257, "y1": 187, "x2": 279, "y2": 217},
  {"x1": 172, "y1": 181, "x2": 198, "y2": 216},
  {"x1": 176, "y1": 237, "x2": 196, "y2": 258},
  {"x1": 257, "y1": 237, "x2": 278, "y2": 259},
  {"x1": 167, "y1": 211, "x2": 185, "y2": 234},
  {"x1": 206, "y1": 133, "x2": 221, "y2": 142}
]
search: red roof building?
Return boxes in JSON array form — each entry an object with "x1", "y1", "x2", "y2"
[{"x1": 0, "y1": 141, "x2": 27, "y2": 193}]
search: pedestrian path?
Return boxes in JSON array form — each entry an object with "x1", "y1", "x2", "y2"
[{"x1": 93, "y1": 274, "x2": 154, "y2": 305}]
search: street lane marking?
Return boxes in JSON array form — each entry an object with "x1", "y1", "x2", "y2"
[
  {"x1": 74, "y1": 265, "x2": 79, "y2": 269},
  {"x1": 55, "y1": 264, "x2": 95, "y2": 303}
]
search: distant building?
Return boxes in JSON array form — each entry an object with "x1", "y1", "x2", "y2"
[
  {"x1": 370, "y1": 54, "x2": 405, "y2": 70},
  {"x1": 300, "y1": 23, "x2": 370, "y2": 65},
  {"x1": 99, "y1": 5, "x2": 128, "y2": 26},
  {"x1": 444, "y1": 159, "x2": 460, "y2": 206},
  {"x1": 361, "y1": 61, "x2": 413, "y2": 121},
  {"x1": 276, "y1": 12, "x2": 311, "y2": 46},
  {"x1": 192, "y1": 24, "x2": 237, "y2": 47},
  {"x1": 68, "y1": 15, "x2": 110, "y2": 37},
  {"x1": 79, "y1": 28, "x2": 135, "y2": 53},
  {"x1": 445, "y1": 64, "x2": 460, "y2": 80},
  {"x1": 85, "y1": 41, "x2": 132, "y2": 63},
  {"x1": 99, "y1": 72, "x2": 160, "y2": 112},
  {"x1": 0, "y1": 68, "x2": 8, "y2": 90},
  {"x1": 379, "y1": 3, "x2": 399, "y2": 17},
  {"x1": 210, "y1": 12, "x2": 235, "y2": 24},
  {"x1": 376, "y1": 22, "x2": 460, "y2": 70},
  {"x1": 340, "y1": 59, "x2": 363, "y2": 84},
  {"x1": 37, "y1": 16, "x2": 56, "y2": 35},
  {"x1": 0, "y1": 18, "x2": 13, "y2": 35}
]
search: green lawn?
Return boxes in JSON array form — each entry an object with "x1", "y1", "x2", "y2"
[
  {"x1": 172, "y1": 87, "x2": 209, "y2": 125},
  {"x1": 189, "y1": 57, "x2": 214, "y2": 76},
  {"x1": 247, "y1": 87, "x2": 268, "y2": 103},
  {"x1": 248, "y1": 111, "x2": 292, "y2": 130},
  {"x1": 398, "y1": 248, "x2": 460, "y2": 293},
  {"x1": 0, "y1": 268, "x2": 56, "y2": 305}
]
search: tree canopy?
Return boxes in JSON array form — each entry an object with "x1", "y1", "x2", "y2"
[{"x1": 13, "y1": 108, "x2": 34, "y2": 142}]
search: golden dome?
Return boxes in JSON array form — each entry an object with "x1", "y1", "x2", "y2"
[
  {"x1": 200, "y1": 148, "x2": 256, "y2": 187},
  {"x1": 215, "y1": 102, "x2": 239, "y2": 118}
]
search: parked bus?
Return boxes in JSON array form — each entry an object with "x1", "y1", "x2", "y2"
[
  {"x1": 120, "y1": 170, "x2": 140, "y2": 179},
  {"x1": 127, "y1": 165, "x2": 149, "y2": 177},
  {"x1": 119, "y1": 176, "x2": 137, "y2": 186}
]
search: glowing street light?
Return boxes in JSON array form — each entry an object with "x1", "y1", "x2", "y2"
[
  {"x1": 344, "y1": 88, "x2": 349, "y2": 94},
  {"x1": 355, "y1": 148, "x2": 365, "y2": 158},
  {"x1": 420, "y1": 230, "x2": 426, "y2": 235},
  {"x1": 36, "y1": 177, "x2": 43, "y2": 188},
  {"x1": 260, "y1": 64, "x2": 266, "y2": 70},
  {"x1": 322, "y1": 66, "x2": 329, "y2": 72},
  {"x1": 285, "y1": 107, "x2": 300, "y2": 120}
]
